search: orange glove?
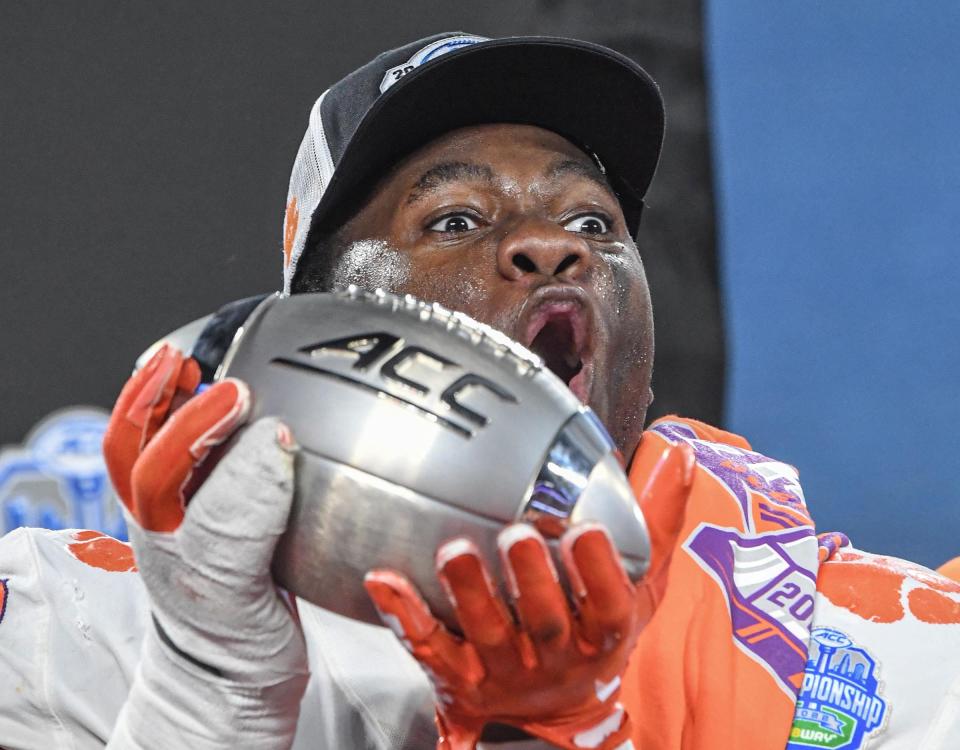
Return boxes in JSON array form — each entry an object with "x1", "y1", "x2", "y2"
[
  {"x1": 630, "y1": 442, "x2": 698, "y2": 623},
  {"x1": 102, "y1": 342, "x2": 203, "y2": 513},
  {"x1": 365, "y1": 442, "x2": 696, "y2": 750},
  {"x1": 102, "y1": 345, "x2": 308, "y2": 749}
]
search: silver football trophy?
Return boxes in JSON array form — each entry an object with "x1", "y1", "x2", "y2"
[{"x1": 219, "y1": 287, "x2": 650, "y2": 626}]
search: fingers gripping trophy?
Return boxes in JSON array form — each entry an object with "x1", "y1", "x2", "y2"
[
  {"x1": 204, "y1": 286, "x2": 690, "y2": 750},
  {"x1": 106, "y1": 284, "x2": 694, "y2": 750}
]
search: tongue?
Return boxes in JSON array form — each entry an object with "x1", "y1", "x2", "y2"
[{"x1": 530, "y1": 318, "x2": 582, "y2": 384}]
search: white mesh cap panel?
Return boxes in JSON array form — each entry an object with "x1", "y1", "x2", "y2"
[
  {"x1": 282, "y1": 90, "x2": 335, "y2": 296},
  {"x1": 280, "y1": 36, "x2": 487, "y2": 297}
]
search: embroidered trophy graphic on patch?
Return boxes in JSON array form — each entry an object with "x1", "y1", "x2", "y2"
[{"x1": 788, "y1": 627, "x2": 889, "y2": 748}]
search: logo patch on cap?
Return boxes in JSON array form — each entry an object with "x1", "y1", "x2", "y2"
[{"x1": 380, "y1": 35, "x2": 486, "y2": 93}]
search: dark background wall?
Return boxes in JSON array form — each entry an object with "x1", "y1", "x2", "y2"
[{"x1": 0, "y1": 0, "x2": 722, "y2": 444}]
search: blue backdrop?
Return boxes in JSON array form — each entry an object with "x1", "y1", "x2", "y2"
[{"x1": 708, "y1": 3, "x2": 959, "y2": 568}]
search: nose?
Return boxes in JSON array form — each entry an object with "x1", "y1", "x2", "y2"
[{"x1": 496, "y1": 219, "x2": 591, "y2": 281}]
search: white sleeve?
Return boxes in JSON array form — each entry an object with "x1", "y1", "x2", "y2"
[
  {"x1": 790, "y1": 547, "x2": 960, "y2": 750},
  {"x1": 0, "y1": 527, "x2": 149, "y2": 750}
]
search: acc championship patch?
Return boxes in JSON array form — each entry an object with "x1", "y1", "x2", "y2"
[{"x1": 787, "y1": 627, "x2": 889, "y2": 749}]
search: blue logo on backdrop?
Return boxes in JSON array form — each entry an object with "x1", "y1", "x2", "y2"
[
  {"x1": 0, "y1": 408, "x2": 126, "y2": 540},
  {"x1": 787, "y1": 627, "x2": 888, "y2": 748}
]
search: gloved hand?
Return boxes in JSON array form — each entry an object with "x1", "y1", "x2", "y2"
[
  {"x1": 102, "y1": 345, "x2": 309, "y2": 750},
  {"x1": 628, "y1": 441, "x2": 698, "y2": 624},
  {"x1": 365, "y1": 442, "x2": 696, "y2": 750}
]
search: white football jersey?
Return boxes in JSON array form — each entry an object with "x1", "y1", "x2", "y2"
[
  {"x1": 0, "y1": 527, "x2": 555, "y2": 750},
  {"x1": 2, "y1": 526, "x2": 959, "y2": 749}
]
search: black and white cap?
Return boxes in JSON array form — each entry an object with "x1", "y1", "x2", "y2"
[{"x1": 281, "y1": 32, "x2": 665, "y2": 295}]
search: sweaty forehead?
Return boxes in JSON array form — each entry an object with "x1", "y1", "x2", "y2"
[{"x1": 391, "y1": 123, "x2": 614, "y2": 203}]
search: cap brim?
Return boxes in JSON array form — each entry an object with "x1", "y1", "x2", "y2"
[{"x1": 309, "y1": 36, "x2": 664, "y2": 240}]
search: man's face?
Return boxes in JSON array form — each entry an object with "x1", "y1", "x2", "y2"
[{"x1": 327, "y1": 124, "x2": 654, "y2": 457}]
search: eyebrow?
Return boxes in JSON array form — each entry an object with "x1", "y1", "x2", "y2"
[
  {"x1": 544, "y1": 158, "x2": 614, "y2": 195},
  {"x1": 406, "y1": 161, "x2": 495, "y2": 204},
  {"x1": 404, "y1": 156, "x2": 615, "y2": 206}
]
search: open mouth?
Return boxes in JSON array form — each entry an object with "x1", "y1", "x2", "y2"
[{"x1": 523, "y1": 300, "x2": 593, "y2": 402}]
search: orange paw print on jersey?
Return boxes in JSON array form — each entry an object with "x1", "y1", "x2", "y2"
[
  {"x1": 0, "y1": 579, "x2": 8, "y2": 625},
  {"x1": 68, "y1": 530, "x2": 138, "y2": 573},
  {"x1": 818, "y1": 550, "x2": 960, "y2": 625}
]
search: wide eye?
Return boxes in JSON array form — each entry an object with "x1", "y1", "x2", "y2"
[
  {"x1": 427, "y1": 213, "x2": 479, "y2": 233},
  {"x1": 563, "y1": 213, "x2": 610, "y2": 235}
]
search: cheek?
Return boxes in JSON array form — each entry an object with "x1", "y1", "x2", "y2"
[
  {"x1": 329, "y1": 239, "x2": 413, "y2": 292},
  {"x1": 425, "y1": 265, "x2": 492, "y2": 314},
  {"x1": 398, "y1": 251, "x2": 500, "y2": 324},
  {"x1": 595, "y1": 250, "x2": 654, "y2": 388},
  {"x1": 594, "y1": 246, "x2": 649, "y2": 319},
  {"x1": 595, "y1": 253, "x2": 654, "y2": 448}
]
